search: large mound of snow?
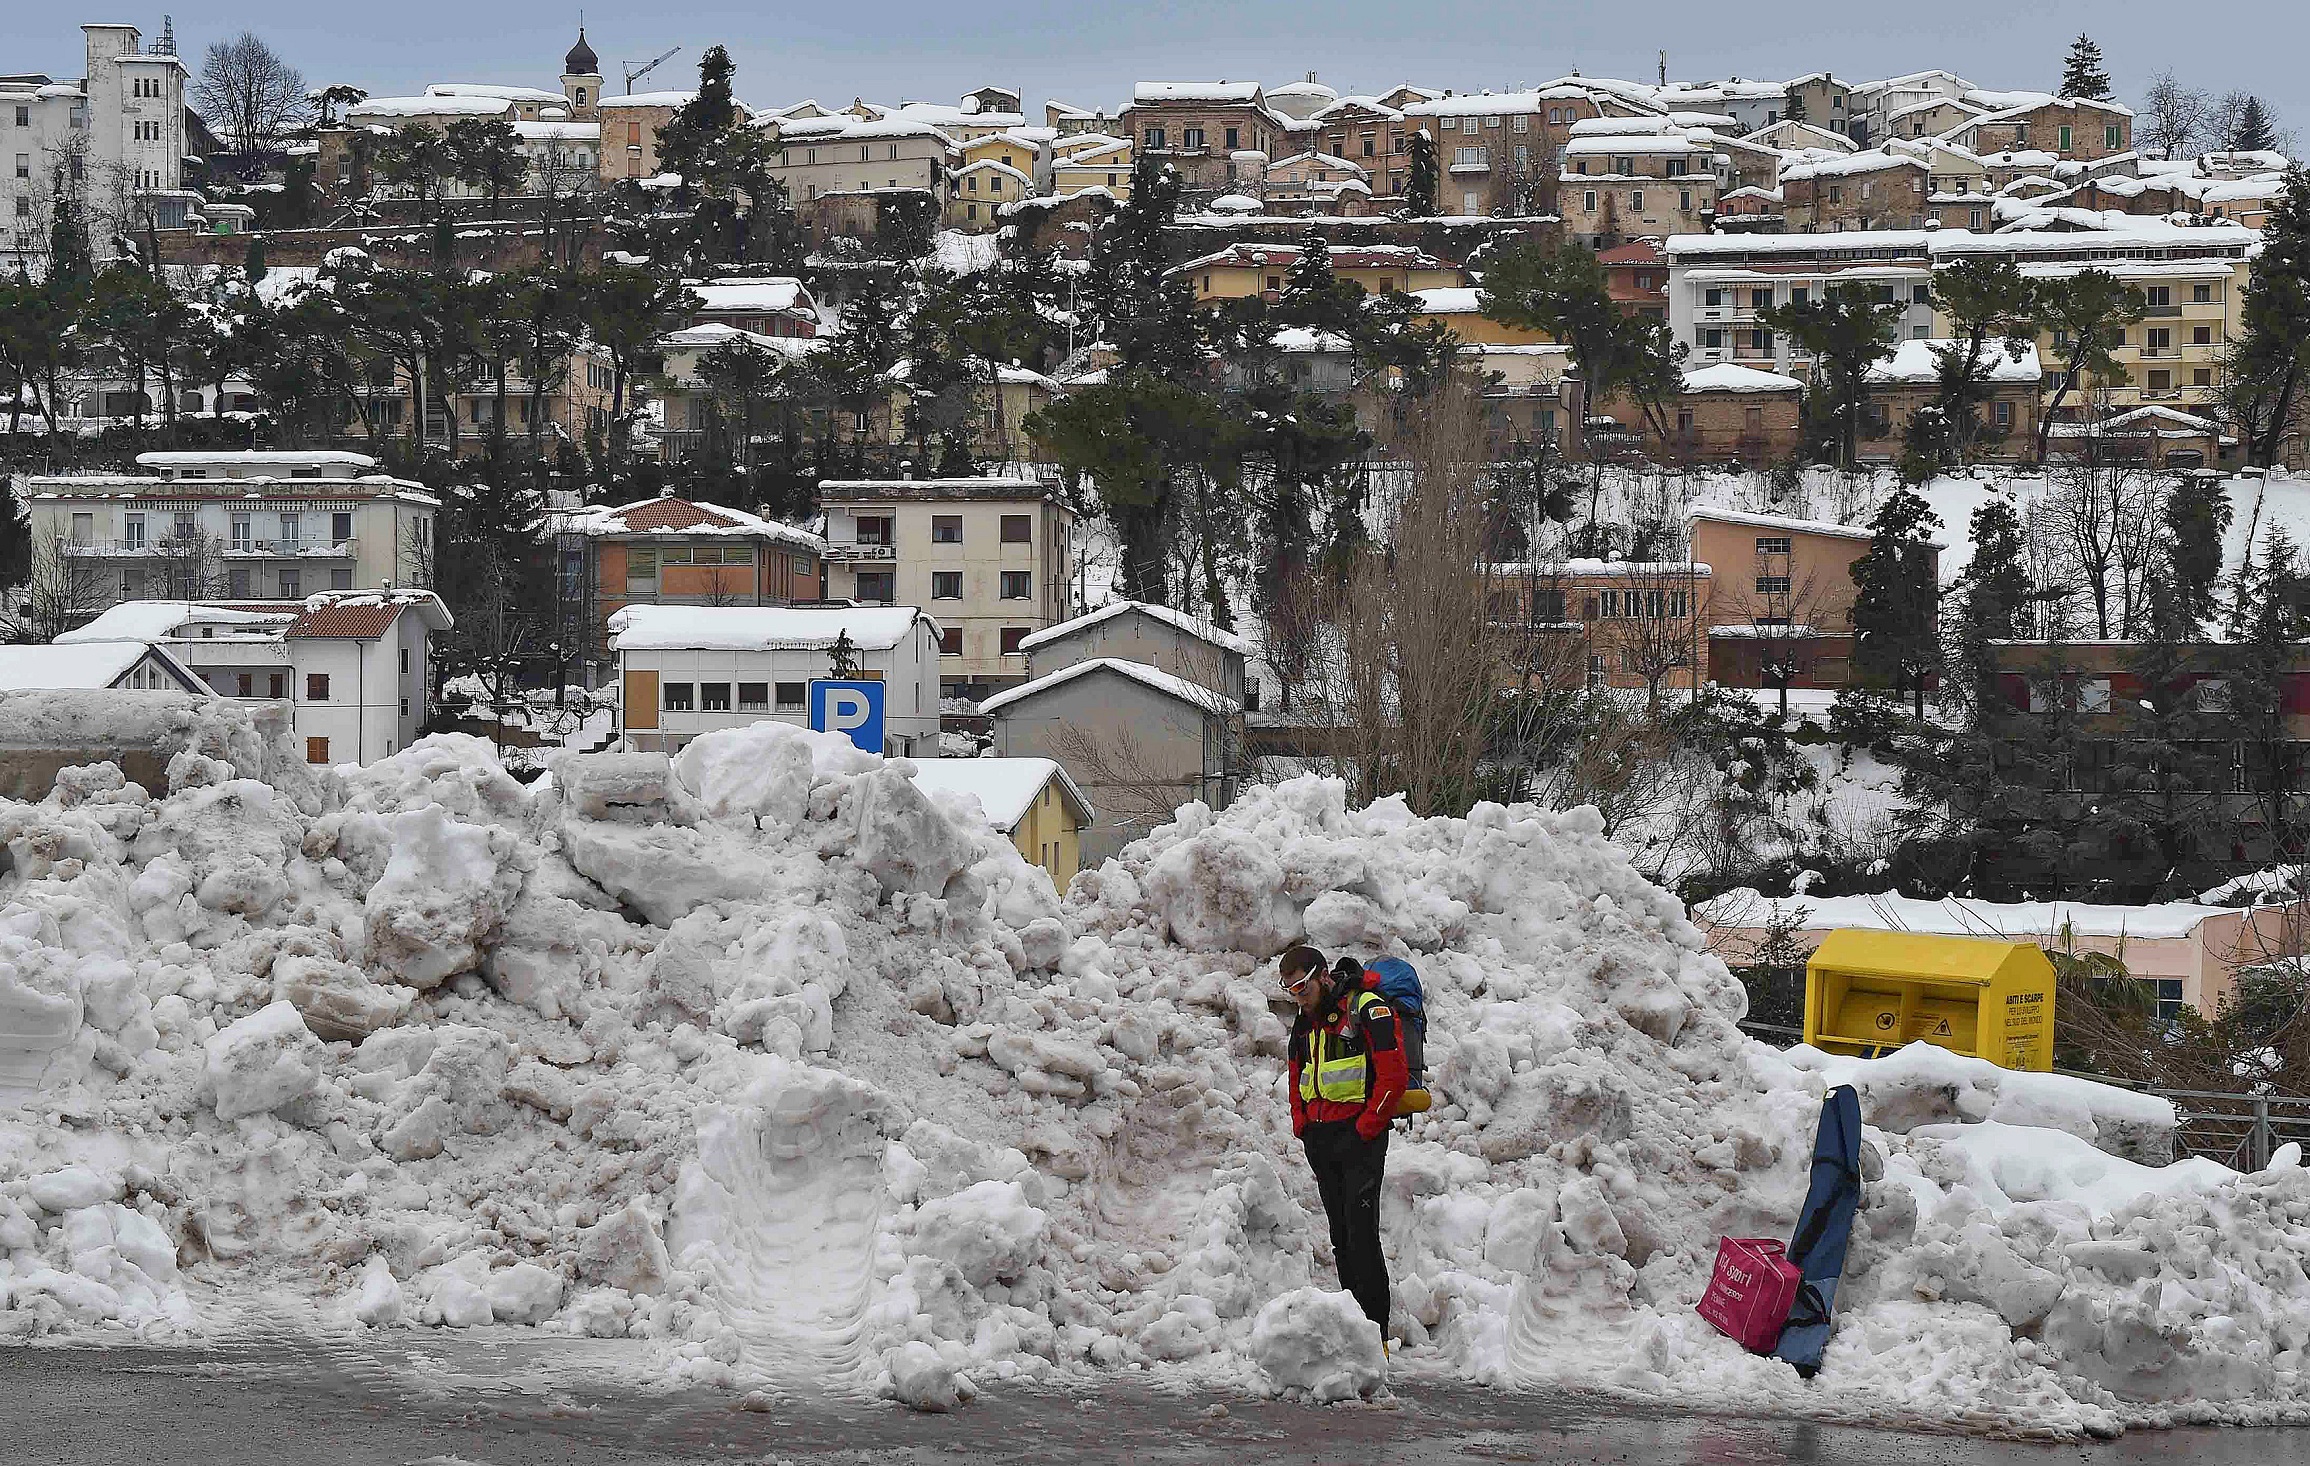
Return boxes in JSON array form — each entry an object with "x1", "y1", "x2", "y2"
[{"x1": 1, "y1": 719, "x2": 2304, "y2": 1437}]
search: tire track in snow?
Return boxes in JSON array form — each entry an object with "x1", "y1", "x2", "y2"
[{"x1": 670, "y1": 1067, "x2": 894, "y2": 1395}]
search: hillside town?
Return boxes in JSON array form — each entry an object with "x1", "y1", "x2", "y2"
[{"x1": 9, "y1": 17, "x2": 2310, "y2": 1451}]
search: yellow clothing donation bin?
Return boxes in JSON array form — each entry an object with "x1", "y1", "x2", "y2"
[{"x1": 1802, "y1": 928, "x2": 2056, "y2": 1072}]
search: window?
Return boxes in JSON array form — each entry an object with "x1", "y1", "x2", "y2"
[
  {"x1": 738, "y1": 682, "x2": 769, "y2": 711},
  {"x1": 2192, "y1": 326, "x2": 2213, "y2": 346},
  {"x1": 1750, "y1": 288, "x2": 1773, "y2": 309},
  {"x1": 1756, "y1": 575, "x2": 1792, "y2": 596},
  {"x1": 2192, "y1": 283, "x2": 2213, "y2": 304},
  {"x1": 1144, "y1": 127, "x2": 1165, "y2": 149},
  {"x1": 628, "y1": 546, "x2": 658, "y2": 584},
  {"x1": 1790, "y1": 286, "x2": 1809, "y2": 304},
  {"x1": 1225, "y1": 126, "x2": 1239, "y2": 150},
  {"x1": 306, "y1": 674, "x2": 330, "y2": 702},
  {"x1": 932, "y1": 514, "x2": 962, "y2": 544},
  {"x1": 12, "y1": 154, "x2": 24, "y2": 179},
  {"x1": 2147, "y1": 328, "x2": 2172, "y2": 355},
  {"x1": 1703, "y1": 328, "x2": 1724, "y2": 349},
  {"x1": 662, "y1": 682, "x2": 694, "y2": 712},
  {"x1": 235, "y1": 672, "x2": 253, "y2": 697},
  {"x1": 1181, "y1": 127, "x2": 1204, "y2": 149},
  {"x1": 2148, "y1": 368, "x2": 2173, "y2": 391},
  {"x1": 172, "y1": 512, "x2": 195, "y2": 544},
  {"x1": 1994, "y1": 400, "x2": 2013, "y2": 428},
  {"x1": 399, "y1": 646, "x2": 409, "y2": 676},
  {"x1": 699, "y1": 682, "x2": 732, "y2": 712},
  {"x1": 1513, "y1": 114, "x2": 1529, "y2": 132},
  {"x1": 332, "y1": 512, "x2": 353, "y2": 542},
  {"x1": 2058, "y1": 125, "x2": 2072, "y2": 151},
  {"x1": 999, "y1": 627, "x2": 1029, "y2": 655},
  {"x1": 269, "y1": 672, "x2": 286, "y2": 699},
  {"x1": 2146, "y1": 285, "x2": 2171, "y2": 308},
  {"x1": 278, "y1": 569, "x2": 300, "y2": 597},
  {"x1": 330, "y1": 568, "x2": 352, "y2": 590},
  {"x1": 2105, "y1": 125, "x2": 2121, "y2": 149},
  {"x1": 932, "y1": 570, "x2": 962, "y2": 600},
  {"x1": 1912, "y1": 284, "x2": 1930, "y2": 305},
  {"x1": 307, "y1": 737, "x2": 329, "y2": 764},
  {"x1": 1755, "y1": 536, "x2": 1792, "y2": 556},
  {"x1": 1000, "y1": 513, "x2": 1032, "y2": 544},
  {"x1": 123, "y1": 513, "x2": 145, "y2": 548},
  {"x1": 230, "y1": 513, "x2": 251, "y2": 550},
  {"x1": 775, "y1": 682, "x2": 806, "y2": 712},
  {"x1": 1582, "y1": 190, "x2": 1597, "y2": 212},
  {"x1": 2194, "y1": 368, "x2": 2213, "y2": 388},
  {"x1": 1630, "y1": 190, "x2": 1644, "y2": 210},
  {"x1": 940, "y1": 628, "x2": 963, "y2": 656},
  {"x1": 1680, "y1": 189, "x2": 1692, "y2": 210},
  {"x1": 277, "y1": 512, "x2": 301, "y2": 549},
  {"x1": 1000, "y1": 570, "x2": 1031, "y2": 600},
  {"x1": 13, "y1": 107, "x2": 26, "y2": 127},
  {"x1": 228, "y1": 569, "x2": 250, "y2": 597}
]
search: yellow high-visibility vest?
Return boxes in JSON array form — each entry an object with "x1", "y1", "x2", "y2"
[{"x1": 1299, "y1": 990, "x2": 1387, "y2": 1104}]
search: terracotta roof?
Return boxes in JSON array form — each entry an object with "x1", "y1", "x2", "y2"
[
  {"x1": 1597, "y1": 239, "x2": 1666, "y2": 265},
  {"x1": 289, "y1": 602, "x2": 404, "y2": 638},
  {"x1": 607, "y1": 497, "x2": 756, "y2": 531}
]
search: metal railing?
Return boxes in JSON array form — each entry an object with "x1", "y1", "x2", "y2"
[{"x1": 2153, "y1": 1089, "x2": 2310, "y2": 1171}]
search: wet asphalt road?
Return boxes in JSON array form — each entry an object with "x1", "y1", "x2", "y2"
[{"x1": 4, "y1": 1335, "x2": 2305, "y2": 1465}]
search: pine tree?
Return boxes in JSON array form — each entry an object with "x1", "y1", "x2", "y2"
[
  {"x1": 2225, "y1": 531, "x2": 2310, "y2": 861},
  {"x1": 2226, "y1": 167, "x2": 2310, "y2": 467},
  {"x1": 2104, "y1": 574, "x2": 2222, "y2": 899},
  {"x1": 1956, "y1": 499, "x2": 2033, "y2": 704},
  {"x1": 1277, "y1": 223, "x2": 1365, "y2": 335},
  {"x1": 2059, "y1": 35, "x2": 2113, "y2": 101},
  {"x1": 1757, "y1": 285, "x2": 1905, "y2": 468},
  {"x1": 1929, "y1": 255, "x2": 2037, "y2": 461},
  {"x1": 1849, "y1": 486, "x2": 1943, "y2": 719},
  {"x1": 1403, "y1": 130, "x2": 1439, "y2": 217},
  {"x1": 1783, "y1": 87, "x2": 1807, "y2": 125},
  {"x1": 2230, "y1": 96, "x2": 2279, "y2": 153},
  {"x1": 2163, "y1": 473, "x2": 2233, "y2": 629}
]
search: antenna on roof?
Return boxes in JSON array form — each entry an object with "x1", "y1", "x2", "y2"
[
  {"x1": 1658, "y1": 50, "x2": 1667, "y2": 87},
  {"x1": 159, "y1": 14, "x2": 175, "y2": 55}
]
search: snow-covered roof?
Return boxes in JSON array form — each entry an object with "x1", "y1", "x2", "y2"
[
  {"x1": 58, "y1": 601, "x2": 296, "y2": 643},
  {"x1": 908, "y1": 757, "x2": 1091, "y2": 832},
  {"x1": 1685, "y1": 504, "x2": 1876, "y2": 541},
  {"x1": 1681, "y1": 363, "x2": 1804, "y2": 393},
  {"x1": 426, "y1": 82, "x2": 566, "y2": 104},
  {"x1": 608, "y1": 605, "x2": 934, "y2": 653},
  {"x1": 599, "y1": 90, "x2": 696, "y2": 110},
  {"x1": 687, "y1": 277, "x2": 813, "y2": 314},
  {"x1": 771, "y1": 114, "x2": 955, "y2": 145},
  {"x1": 1781, "y1": 149, "x2": 1929, "y2": 182},
  {"x1": 515, "y1": 120, "x2": 598, "y2": 142},
  {"x1": 348, "y1": 94, "x2": 512, "y2": 119},
  {"x1": 658, "y1": 322, "x2": 821, "y2": 358},
  {"x1": 1017, "y1": 600, "x2": 1258, "y2": 658},
  {"x1": 560, "y1": 494, "x2": 825, "y2": 550},
  {"x1": 1868, "y1": 339, "x2": 2041, "y2": 385},
  {"x1": 1133, "y1": 81, "x2": 1265, "y2": 105},
  {"x1": 978, "y1": 657, "x2": 1241, "y2": 716},
  {"x1": 0, "y1": 640, "x2": 204, "y2": 693},
  {"x1": 1697, "y1": 889, "x2": 2231, "y2": 941},
  {"x1": 1407, "y1": 287, "x2": 1484, "y2": 313}
]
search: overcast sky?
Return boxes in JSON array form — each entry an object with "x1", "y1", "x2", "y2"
[{"x1": 8, "y1": 4, "x2": 2305, "y2": 141}]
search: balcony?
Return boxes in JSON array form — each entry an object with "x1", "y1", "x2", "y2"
[
  {"x1": 824, "y1": 541, "x2": 898, "y2": 563},
  {"x1": 2144, "y1": 303, "x2": 2183, "y2": 317},
  {"x1": 224, "y1": 538, "x2": 358, "y2": 558}
]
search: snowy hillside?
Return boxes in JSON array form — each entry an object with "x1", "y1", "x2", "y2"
[{"x1": 3, "y1": 698, "x2": 2309, "y2": 1435}]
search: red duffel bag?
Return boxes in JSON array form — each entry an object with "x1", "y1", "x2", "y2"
[{"x1": 1697, "y1": 1237, "x2": 1802, "y2": 1354}]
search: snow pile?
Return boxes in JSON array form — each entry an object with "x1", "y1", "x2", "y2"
[{"x1": 1, "y1": 718, "x2": 2306, "y2": 1436}]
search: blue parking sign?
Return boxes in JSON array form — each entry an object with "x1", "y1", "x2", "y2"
[{"x1": 809, "y1": 679, "x2": 885, "y2": 752}]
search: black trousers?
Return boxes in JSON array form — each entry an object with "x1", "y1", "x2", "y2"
[{"x1": 1302, "y1": 1119, "x2": 1390, "y2": 1334}]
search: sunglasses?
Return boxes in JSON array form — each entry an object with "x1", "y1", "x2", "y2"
[{"x1": 1282, "y1": 970, "x2": 1322, "y2": 995}]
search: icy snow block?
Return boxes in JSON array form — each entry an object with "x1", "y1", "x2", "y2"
[
  {"x1": 911, "y1": 1179, "x2": 1048, "y2": 1288},
  {"x1": 672, "y1": 720, "x2": 873, "y2": 825},
  {"x1": 1145, "y1": 827, "x2": 1300, "y2": 955},
  {"x1": 364, "y1": 805, "x2": 521, "y2": 989},
  {"x1": 576, "y1": 1197, "x2": 672, "y2": 1296},
  {"x1": 1249, "y1": 1288, "x2": 1386, "y2": 1402},
  {"x1": 884, "y1": 1339, "x2": 967, "y2": 1412},
  {"x1": 560, "y1": 752, "x2": 685, "y2": 824},
  {"x1": 352, "y1": 1256, "x2": 405, "y2": 1327},
  {"x1": 1789, "y1": 1043, "x2": 2177, "y2": 1165},
  {"x1": 273, "y1": 954, "x2": 412, "y2": 1041},
  {"x1": 484, "y1": 1262, "x2": 565, "y2": 1325},
  {"x1": 24, "y1": 1166, "x2": 122, "y2": 1215},
  {"x1": 853, "y1": 768, "x2": 976, "y2": 897},
  {"x1": 205, "y1": 1001, "x2": 327, "y2": 1120}
]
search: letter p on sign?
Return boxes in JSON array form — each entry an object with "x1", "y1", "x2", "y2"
[{"x1": 809, "y1": 678, "x2": 886, "y2": 753}]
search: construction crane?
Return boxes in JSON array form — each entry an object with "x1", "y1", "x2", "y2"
[{"x1": 623, "y1": 45, "x2": 680, "y2": 96}]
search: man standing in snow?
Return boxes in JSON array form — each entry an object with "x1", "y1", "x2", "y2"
[{"x1": 1282, "y1": 945, "x2": 1406, "y2": 1340}]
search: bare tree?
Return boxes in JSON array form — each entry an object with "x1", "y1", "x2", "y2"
[
  {"x1": 1596, "y1": 555, "x2": 1705, "y2": 716},
  {"x1": 194, "y1": 33, "x2": 308, "y2": 165},
  {"x1": 1043, "y1": 716, "x2": 1218, "y2": 847},
  {"x1": 2138, "y1": 72, "x2": 2211, "y2": 159},
  {"x1": 2046, "y1": 430, "x2": 2164, "y2": 638},
  {"x1": 1715, "y1": 553, "x2": 1841, "y2": 723},
  {"x1": 150, "y1": 529, "x2": 228, "y2": 601},
  {"x1": 4, "y1": 533, "x2": 110, "y2": 643}
]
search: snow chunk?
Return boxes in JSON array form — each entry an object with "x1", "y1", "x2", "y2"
[
  {"x1": 205, "y1": 1001, "x2": 326, "y2": 1120},
  {"x1": 364, "y1": 805, "x2": 523, "y2": 989},
  {"x1": 909, "y1": 1179, "x2": 1046, "y2": 1288},
  {"x1": 1248, "y1": 1288, "x2": 1386, "y2": 1401}
]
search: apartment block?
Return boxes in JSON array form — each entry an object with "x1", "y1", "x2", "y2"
[{"x1": 4, "y1": 23, "x2": 192, "y2": 262}]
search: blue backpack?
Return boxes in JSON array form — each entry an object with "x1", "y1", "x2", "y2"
[{"x1": 1362, "y1": 958, "x2": 1431, "y2": 1112}]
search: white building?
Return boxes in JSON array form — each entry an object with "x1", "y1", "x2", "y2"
[
  {"x1": 609, "y1": 604, "x2": 945, "y2": 757},
  {"x1": 0, "y1": 637, "x2": 206, "y2": 695},
  {"x1": 57, "y1": 591, "x2": 453, "y2": 764},
  {"x1": 24, "y1": 450, "x2": 439, "y2": 609},
  {"x1": 4, "y1": 22, "x2": 194, "y2": 262},
  {"x1": 1667, "y1": 230, "x2": 1938, "y2": 373}
]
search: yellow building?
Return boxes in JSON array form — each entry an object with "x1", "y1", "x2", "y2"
[
  {"x1": 1178, "y1": 242, "x2": 1466, "y2": 306},
  {"x1": 1052, "y1": 135, "x2": 1132, "y2": 197},
  {"x1": 1407, "y1": 286, "x2": 1555, "y2": 345},
  {"x1": 909, "y1": 757, "x2": 1094, "y2": 886},
  {"x1": 962, "y1": 131, "x2": 1042, "y2": 179}
]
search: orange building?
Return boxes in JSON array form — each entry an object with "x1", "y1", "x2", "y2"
[{"x1": 554, "y1": 494, "x2": 828, "y2": 672}]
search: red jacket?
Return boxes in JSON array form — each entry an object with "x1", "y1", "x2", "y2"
[{"x1": 1287, "y1": 970, "x2": 1409, "y2": 1138}]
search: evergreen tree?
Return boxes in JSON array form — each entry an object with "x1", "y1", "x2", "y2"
[
  {"x1": 2059, "y1": 35, "x2": 2114, "y2": 101},
  {"x1": 2163, "y1": 473, "x2": 2233, "y2": 628},
  {"x1": 1403, "y1": 130, "x2": 1439, "y2": 217},
  {"x1": 1757, "y1": 285, "x2": 1905, "y2": 469},
  {"x1": 1849, "y1": 486, "x2": 1943, "y2": 718},
  {"x1": 2103, "y1": 574, "x2": 2222, "y2": 899},
  {"x1": 2032, "y1": 268, "x2": 2145, "y2": 460},
  {"x1": 1929, "y1": 256, "x2": 2037, "y2": 461},
  {"x1": 1955, "y1": 498, "x2": 2033, "y2": 705},
  {"x1": 2225, "y1": 531, "x2": 2310, "y2": 862},
  {"x1": 2225, "y1": 168, "x2": 2310, "y2": 467},
  {"x1": 2230, "y1": 96, "x2": 2279, "y2": 153},
  {"x1": 656, "y1": 46, "x2": 739, "y2": 184},
  {"x1": 1277, "y1": 224, "x2": 1366, "y2": 336},
  {"x1": 1782, "y1": 87, "x2": 1807, "y2": 125}
]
